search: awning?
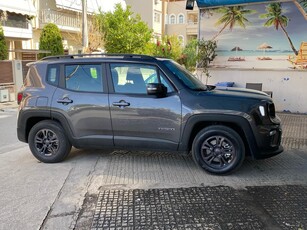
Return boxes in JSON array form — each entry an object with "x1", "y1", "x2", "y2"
[
  {"x1": 196, "y1": 0, "x2": 279, "y2": 8},
  {"x1": 0, "y1": 0, "x2": 36, "y2": 16}
]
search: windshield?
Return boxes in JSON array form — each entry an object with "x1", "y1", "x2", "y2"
[{"x1": 163, "y1": 60, "x2": 207, "y2": 90}]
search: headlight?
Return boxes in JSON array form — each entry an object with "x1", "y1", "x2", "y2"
[{"x1": 259, "y1": 105, "x2": 265, "y2": 116}]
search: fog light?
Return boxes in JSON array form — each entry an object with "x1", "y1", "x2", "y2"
[{"x1": 270, "y1": 130, "x2": 276, "y2": 136}]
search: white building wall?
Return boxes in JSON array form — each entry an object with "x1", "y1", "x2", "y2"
[{"x1": 203, "y1": 69, "x2": 307, "y2": 114}]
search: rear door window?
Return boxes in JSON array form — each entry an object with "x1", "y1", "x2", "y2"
[{"x1": 65, "y1": 64, "x2": 103, "y2": 92}]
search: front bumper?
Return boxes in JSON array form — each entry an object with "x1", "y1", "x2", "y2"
[{"x1": 252, "y1": 124, "x2": 283, "y2": 159}]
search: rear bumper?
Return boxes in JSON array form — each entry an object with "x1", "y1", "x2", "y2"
[{"x1": 17, "y1": 127, "x2": 27, "y2": 143}]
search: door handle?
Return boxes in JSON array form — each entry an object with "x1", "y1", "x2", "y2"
[
  {"x1": 112, "y1": 100, "x2": 130, "y2": 108},
  {"x1": 57, "y1": 97, "x2": 73, "y2": 104}
]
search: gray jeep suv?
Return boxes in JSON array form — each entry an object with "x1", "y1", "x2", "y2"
[{"x1": 17, "y1": 54, "x2": 283, "y2": 174}]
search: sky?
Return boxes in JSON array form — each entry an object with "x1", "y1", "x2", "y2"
[
  {"x1": 94, "y1": 0, "x2": 126, "y2": 12},
  {"x1": 199, "y1": 2, "x2": 307, "y2": 51},
  {"x1": 56, "y1": 0, "x2": 126, "y2": 13}
]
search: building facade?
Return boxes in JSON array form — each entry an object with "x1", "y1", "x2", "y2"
[
  {"x1": 125, "y1": 0, "x2": 163, "y2": 40},
  {"x1": 32, "y1": 0, "x2": 92, "y2": 55},
  {"x1": 165, "y1": 0, "x2": 198, "y2": 46},
  {"x1": 1, "y1": 0, "x2": 199, "y2": 59},
  {"x1": 0, "y1": 0, "x2": 36, "y2": 59},
  {"x1": 125, "y1": 0, "x2": 199, "y2": 45}
]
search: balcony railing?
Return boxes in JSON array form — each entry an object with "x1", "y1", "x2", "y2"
[
  {"x1": 187, "y1": 20, "x2": 198, "y2": 25},
  {"x1": 40, "y1": 9, "x2": 82, "y2": 30},
  {"x1": 186, "y1": 22, "x2": 198, "y2": 35}
]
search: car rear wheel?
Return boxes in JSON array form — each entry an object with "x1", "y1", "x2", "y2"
[
  {"x1": 28, "y1": 120, "x2": 72, "y2": 163},
  {"x1": 192, "y1": 125, "x2": 245, "y2": 175}
]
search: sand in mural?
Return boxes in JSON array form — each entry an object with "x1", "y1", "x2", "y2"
[{"x1": 199, "y1": 1, "x2": 307, "y2": 70}]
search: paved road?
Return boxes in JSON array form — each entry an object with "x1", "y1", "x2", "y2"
[
  {"x1": 0, "y1": 109, "x2": 26, "y2": 154},
  {"x1": 0, "y1": 110, "x2": 306, "y2": 229}
]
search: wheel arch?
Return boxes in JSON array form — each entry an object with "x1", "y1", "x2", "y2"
[
  {"x1": 18, "y1": 110, "x2": 73, "y2": 144},
  {"x1": 178, "y1": 114, "x2": 257, "y2": 157}
]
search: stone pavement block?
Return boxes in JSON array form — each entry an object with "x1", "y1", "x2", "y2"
[
  {"x1": 91, "y1": 186, "x2": 266, "y2": 230},
  {"x1": 95, "y1": 149, "x2": 307, "y2": 189},
  {"x1": 90, "y1": 185, "x2": 307, "y2": 230},
  {"x1": 247, "y1": 185, "x2": 307, "y2": 230},
  {"x1": 278, "y1": 113, "x2": 307, "y2": 150}
]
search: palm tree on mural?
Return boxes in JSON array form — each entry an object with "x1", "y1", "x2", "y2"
[
  {"x1": 299, "y1": 0, "x2": 307, "y2": 9},
  {"x1": 260, "y1": 3, "x2": 298, "y2": 55},
  {"x1": 212, "y1": 6, "x2": 256, "y2": 40}
]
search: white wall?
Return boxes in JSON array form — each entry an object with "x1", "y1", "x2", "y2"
[
  {"x1": 201, "y1": 68, "x2": 307, "y2": 114},
  {"x1": 3, "y1": 25, "x2": 33, "y2": 39}
]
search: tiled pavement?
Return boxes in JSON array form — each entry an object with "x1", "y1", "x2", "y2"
[
  {"x1": 278, "y1": 113, "x2": 307, "y2": 150},
  {"x1": 91, "y1": 185, "x2": 307, "y2": 230},
  {"x1": 1, "y1": 102, "x2": 307, "y2": 229},
  {"x1": 78, "y1": 113, "x2": 307, "y2": 230}
]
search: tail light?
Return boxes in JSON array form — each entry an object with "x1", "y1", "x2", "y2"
[{"x1": 17, "y1": 92, "x2": 24, "y2": 105}]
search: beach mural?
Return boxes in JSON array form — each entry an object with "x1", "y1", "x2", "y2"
[{"x1": 199, "y1": 1, "x2": 307, "y2": 70}]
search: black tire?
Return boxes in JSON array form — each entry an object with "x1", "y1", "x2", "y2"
[
  {"x1": 192, "y1": 125, "x2": 245, "y2": 175},
  {"x1": 28, "y1": 120, "x2": 72, "y2": 163}
]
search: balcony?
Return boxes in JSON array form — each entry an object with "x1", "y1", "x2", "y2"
[
  {"x1": 186, "y1": 20, "x2": 198, "y2": 35},
  {"x1": 40, "y1": 9, "x2": 82, "y2": 32},
  {"x1": 1, "y1": 13, "x2": 28, "y2": 29},
  {"x1": 2, "y1": 12, "x2": 32, "y2": 39}
]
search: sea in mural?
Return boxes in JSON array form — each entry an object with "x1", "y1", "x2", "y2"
[{"x1": 199, "y1": 1, "x2": 307, "y2": 70}]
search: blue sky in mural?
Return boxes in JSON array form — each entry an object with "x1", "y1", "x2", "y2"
[
  {"x1": 200, "y1": 2, "x2": 307, "y2": 53},
  {"x1": 196, "y1": 0, "x2": 275, "y2": 7}
]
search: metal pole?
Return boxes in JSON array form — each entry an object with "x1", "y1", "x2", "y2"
[
  {"x1": 161, "y1": 0, "x2": 165, "y2": 37},
  {"x1": 82, "y1": 0, "x2": 88, "y2": 52}
]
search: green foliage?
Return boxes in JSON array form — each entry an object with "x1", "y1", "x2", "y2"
[
  {"x1": 39, "y1": 23, "x2": 64, "y2": 59},
  {"x1": 144, "y1": 35, "x2": 183, "y2": 61},
  {"x1": 0, "y1": 25, "x2": 8, "y2": 60},
  {"x1": 196, "y1": 39, "x2": 217, "y2": 84},
  {"x1": 95, "y1": 4, "x2": 152, "y2": 54},
  {"x1": 181, "y1": 39, "x2": 198, "y2": 71},
  {"x1": 143, "y1": 42, "x2": 157, "y2": 56},
  {"x1": 260, "y1": 3, "x2": 288, "y2": 29},
  {"x1": 299, "y1": 0, "x2": 307, "y2": 9}
]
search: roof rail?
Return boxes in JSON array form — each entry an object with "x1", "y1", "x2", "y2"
[{"x1": 41, "y1": 53, "x2": 157, "y2": 61}]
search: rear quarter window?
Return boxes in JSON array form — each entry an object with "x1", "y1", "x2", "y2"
[
  {"x1": 24, "y1": 65, "x2": 43, "y2": 87},
  {"x1": 47, "y1": 65, "x2": 60, "y2": 86}
]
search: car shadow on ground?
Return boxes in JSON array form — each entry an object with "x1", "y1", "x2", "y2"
[{"x1": 65, "y1": 147, "x2": 307, "y2": 189}]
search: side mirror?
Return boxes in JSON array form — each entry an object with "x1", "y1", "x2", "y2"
[{"x1": 146, "y1": 83, "x2": 167, "y2": 97}]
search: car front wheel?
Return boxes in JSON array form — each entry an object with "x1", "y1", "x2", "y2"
[
  {"x1": 192, "y1": 125, "x2": 245, "y2": 175},
  {"x1": 28, "y1": 120, "x2": 72, "y2": 163}
]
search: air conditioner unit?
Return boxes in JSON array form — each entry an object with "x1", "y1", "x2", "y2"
[{"x1": 0, "y1": 89, "x2": 9, "y2": 102}]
